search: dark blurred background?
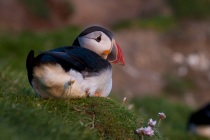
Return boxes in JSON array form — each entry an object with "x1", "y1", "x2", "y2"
[{"x1": 1, "y1": 0, "x2": 210, "y2": 107}]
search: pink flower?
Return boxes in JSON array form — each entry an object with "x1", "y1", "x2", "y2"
[
  {"x1": 143, "y1": 126, "x2": 154, "y2": 136},
  {"x1": 148, "y1": 118, "x2": 157, "y2": 127},
  {"x1": 135, "y1": 126, "x2": 154, "y2": 137},
  {"x1": 158, "y1": 112, "x2": 166, "y2": 120}
]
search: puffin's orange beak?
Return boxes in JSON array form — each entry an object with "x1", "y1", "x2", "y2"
[{"x1": 107, "y1": 39, "x2": 125, "y2": 66}]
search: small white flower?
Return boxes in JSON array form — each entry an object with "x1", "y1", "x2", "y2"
[
  {"x1": 122, "y1": 97, "x2": 126, "y2": 104},
  {"x1": 148, "y1": 118, "x2": 157, "y2": 127},
  {"x1": 127, "y1": 104, "x2": 134, "y2": 110},
  {"x1": 158, "y1": 112, "x2": 166, "y2": 120}
]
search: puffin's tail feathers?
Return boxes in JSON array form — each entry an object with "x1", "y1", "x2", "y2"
[{"x1": 26, "y1": 50, "x2": 35, "y2": 86}]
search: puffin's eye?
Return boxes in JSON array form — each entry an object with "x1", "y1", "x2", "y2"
[{"x1": 95, "y1": 35, "x2": 101, "y2": 42}]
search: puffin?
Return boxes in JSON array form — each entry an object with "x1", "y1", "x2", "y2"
[
  {"x1": 26, "y1": 26, "x2": 125, "y2": 98},
  {"x1": 187, "y1": 103, "x2": 210, "y2": 138}
]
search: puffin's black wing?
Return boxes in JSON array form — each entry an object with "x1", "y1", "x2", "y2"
[{"x1": 26, "y1": 46, "x2": 111, "y2": 86}]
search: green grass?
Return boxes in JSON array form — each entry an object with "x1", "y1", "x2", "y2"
[
  {"x1": 0, "y1": 88, "x2": 141, "y2": 139},
  {"x1": 112, "y1": 16, "x2": 176, "y2": 31},
  {"x1": 167, "y1": 0, "x2": 210, "y2": 19},
  {"x1": 163, "y1": 74, "x2": 195, "y2": 96}
]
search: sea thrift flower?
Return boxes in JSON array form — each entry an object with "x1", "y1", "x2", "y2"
[
  {"x1": 158, "y1": 112, "x2": 166, "y2": 127},
  {"x1": 148, "y1": 118, "x2": 157, "y2": 127},
  {"x1": 143, "y1": 126, "x2": 154, "y2": 136},
  {"x1": 135, "y1": 126, "x2": 154, "y2": 137},
  {"x1": 158, "y1": 112, "x2": 166, "y2": 120}
]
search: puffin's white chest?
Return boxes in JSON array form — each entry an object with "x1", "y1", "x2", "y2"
[{"x1": 32, "y1": 63, "x2": 112, "y2": 98}]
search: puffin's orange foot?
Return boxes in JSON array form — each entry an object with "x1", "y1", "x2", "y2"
[{"x1": 94, "y1": 92, "x2": 101, "y2": 97}]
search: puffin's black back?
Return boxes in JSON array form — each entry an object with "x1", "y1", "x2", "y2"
[{"x1": 26, "y1": 46, "x2": 111, "y2": 86}]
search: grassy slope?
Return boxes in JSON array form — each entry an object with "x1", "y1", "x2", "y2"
[
  {"x1": 0, "y1": 27, "x2": 142, "y2": 140},
  {"x1": 0, "y1": 89, "x2": 139, "y2": 139},
  {"x1": 0, "y1": 26, "x2": 207, "y2": 139}
]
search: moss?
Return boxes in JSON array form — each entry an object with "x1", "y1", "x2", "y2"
[{"x1": 0, "y1": 86, "x2": 142, "y2": 139}]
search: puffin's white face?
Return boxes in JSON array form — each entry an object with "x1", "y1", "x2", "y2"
[{"x1": 78, "y1": 31, "x2": 112, "y2": 59}]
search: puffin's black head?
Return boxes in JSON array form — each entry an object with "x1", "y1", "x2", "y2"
[{"x1": 73, "y1": 26, "x2": 125, "y2": 65}]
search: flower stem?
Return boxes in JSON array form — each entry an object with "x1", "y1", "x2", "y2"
[{"x1": 158, "y1": 119, "x2": 161, "y2": 127}]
